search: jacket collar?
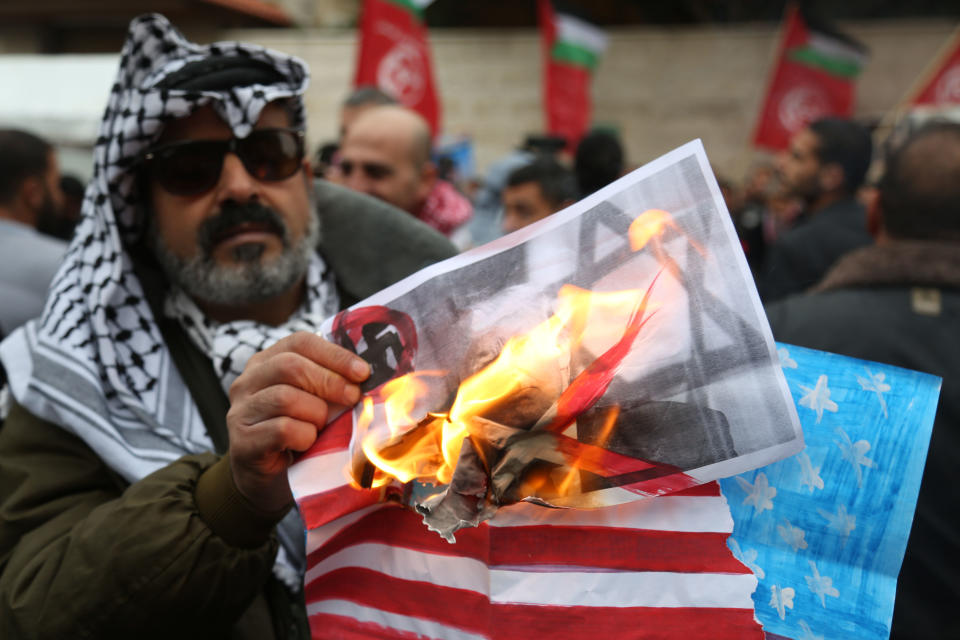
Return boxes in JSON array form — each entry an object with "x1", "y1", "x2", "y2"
[{"x1": 812, "y1": 240, "x2": 960, "y2": 293}]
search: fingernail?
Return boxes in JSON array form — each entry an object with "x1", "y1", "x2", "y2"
[
  {"x1": 345, "y1": 384, "x2": 361, "y2": 405},
  {"x1": 351, "y1": 360, "x2": 370, "y2": 379}
]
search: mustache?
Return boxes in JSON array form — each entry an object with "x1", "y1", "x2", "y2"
[{"x1": 197, "y1": 200, "x2": 287, "y2": 255}]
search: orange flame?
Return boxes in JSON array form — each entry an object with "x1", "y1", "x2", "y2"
[
  {"x1": 629, "y1": 208, "x2": 706, "y2": 256},
  {"x1": 350, "y1": 209, "x2": 681, "y2": 497},
  {"x1": 351, "y1": 285, "x2": 659, "y2": 493}
]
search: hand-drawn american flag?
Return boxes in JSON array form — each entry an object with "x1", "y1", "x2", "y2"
[{"x1": 290, "y1": 413, "x2": 764, "y2": 640}]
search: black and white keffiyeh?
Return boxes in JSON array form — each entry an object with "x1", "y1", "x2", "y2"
[{"x1": 0, "y1": 14, "x2": 336, "y2": 585}]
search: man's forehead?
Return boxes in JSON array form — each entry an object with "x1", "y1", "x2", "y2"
[
  {"x1": 341, "y1": 128, "x2": 415, "y2": 168},
  {"x1": 157, "y1": 102, "x2": 290, "y2": 144},
  {"x1": 504, "y1": 181, "x2": 546, "y2": 202}
]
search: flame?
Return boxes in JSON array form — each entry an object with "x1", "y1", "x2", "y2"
[
  {"x1": 629, "y1": 208, "x2": 706, "y2": 256},
  {"x1": 350, "y1": 208, "x2": 683, "y2": 498},
  {"x1": 629, "y1": 209, "x2": 674, "y2": 251},
  {"x1": 352, "y1": 284, "x2": 658, "y2": 493}
]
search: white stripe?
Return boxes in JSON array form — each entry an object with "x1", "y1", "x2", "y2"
[
  {"x1": 491, "y1": 569, "x2": 757, "y2": 608},
  {"x1": 34, "y1": 339, "x2": 102, "y2": 389},
  {"x1": 305, "y1": 503, "x2": 388, "y2": 554},
  {"x1": 288, "y1": 449, "x2": 352, "y2": 501},
  {"x1": 305, "y1": 542, "x2": 489, "y2": 594},
  {"x1": 807, "y1": 33, "x2": 868, "y2": 66},
  {"x1": 555, "y1": 13, "x2": 608, "y2": 54},
  {"x1": 306, "y1": 600, "x2": 486, "y2": 640},
  {"x1": 489, "y1": 495, "x2": 733, "y2": 533}
]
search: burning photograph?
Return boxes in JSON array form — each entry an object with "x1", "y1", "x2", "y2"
[{"x1": 315, "y1": 140, "x2": 803, "y2": 540}]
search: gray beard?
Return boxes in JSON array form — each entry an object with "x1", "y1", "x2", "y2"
[{"x1": 149, "y1": 207, "x2": 320, "y2": 307}]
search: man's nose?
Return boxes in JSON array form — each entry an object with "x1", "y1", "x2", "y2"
[{"x1": 216, "y1": 152, "x2": 258, "y2": 201}]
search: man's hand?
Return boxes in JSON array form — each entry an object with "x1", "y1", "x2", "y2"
[{"x1": 226, "y1": 332, "x2": 370, "y2": 512}]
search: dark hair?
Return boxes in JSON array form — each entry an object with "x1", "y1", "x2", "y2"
[
  {"x1": 343, "y1": 86, "x2": 398, "y2": 108},
  {"x1": 506, "y1": 157, "x2": 578, "y2": 209},
  {"x1": 574, "y1": 129, "x2": 624, "y2": 197},
  {"x1": 60, "y1": 174, "x2": 85, "y2": 198},
  {"x1": 878, "y1": 120, "x2": 960, "y2": 240},
  {"x1": 0, "y1": 128, "x2": 53, "y2": 204},
  {"x1": 808, "y1": 118, "x2": 873, "y2": 194}
]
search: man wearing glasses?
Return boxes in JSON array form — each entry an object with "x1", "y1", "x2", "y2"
[{"x1": 0, "y1": 14, "x2": 453, "y2": 638}]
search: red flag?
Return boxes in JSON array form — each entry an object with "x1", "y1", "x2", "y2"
[
  {"x1": 909, "y1": 27, "x2": 960, "y2": 106},
  {"x1": 752, "y1": 5, "x2": 868, "y2": 150},
  {"x1": 354, "y1": 0, "x2": 441, "y2": 136},
  {"x1": 538, "y1": 0, "x2": 607, "y2": 150}
]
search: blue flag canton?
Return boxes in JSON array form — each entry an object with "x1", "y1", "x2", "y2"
[{"x1": 720, "y1": 343, "x2": 941, "y2": 640}]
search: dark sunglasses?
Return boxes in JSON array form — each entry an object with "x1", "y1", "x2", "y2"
[{"x1": 142, "y1": 128, "x2": 305, "y2": 196}]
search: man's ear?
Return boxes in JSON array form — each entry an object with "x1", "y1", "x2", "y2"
[
  {"x1": 818, "y1": 163, "x2": 845, "y2": 194},
  {"x1": 866, "y1": 187, "x2": 886, "y2": 240},
  {"x1": 20, "y1": 175, "x2": 45, "y2": 211},
  {"x1": 417, "y1": 161, "x2": 438, "y2": 198}
]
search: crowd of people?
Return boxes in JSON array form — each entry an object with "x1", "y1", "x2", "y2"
[{"x1": 0, "y1": 12, "x2": 956, "y2": 640}]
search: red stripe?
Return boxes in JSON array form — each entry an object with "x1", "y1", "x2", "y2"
[
  {"x1": 669, "y1": 481, "x2": 721, "y2": 497},
  {"x1": 298, "y1": 411, "x2": 353, "y2": 461},
  {"x1": 299, "y1": 485, "x2": 383, "y2": 529},
  {"x1": 492, "y1": 603, "x2": 763, "y2": 640},
  {"x1": 307, "y1": 613, "x2": 430, "y2": 640},
  {"x1": 307, "y1": 503, "x2": 745, "y2": 574},
  {"x1": 619, "y1": 469, "x2": 699, "y2": 497},
  {"x1": 305, "y1": 568, "x2": 762, "y2": 640},
  {"x1": 305, "y1": 567, "x2": 488, "y2": 635},
  {"x1": 490, "y1": 526, "x2": 748, "y2": 573}
]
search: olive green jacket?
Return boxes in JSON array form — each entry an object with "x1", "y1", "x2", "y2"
[{"x1": 0, "y1": 181, "x2": 457, "y2": 639}]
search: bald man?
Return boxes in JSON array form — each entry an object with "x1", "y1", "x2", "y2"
[{"x1": 337, "y1": 105, "x2": 472, "y2": 238}]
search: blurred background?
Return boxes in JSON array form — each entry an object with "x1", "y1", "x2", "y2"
[{"x1": 1, "y1": 0, "x2": 958, "y2": 181}]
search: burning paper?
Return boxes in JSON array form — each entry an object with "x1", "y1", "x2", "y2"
[{"x1": 297, "y1": 139, "x2": 803, "y2": 542}]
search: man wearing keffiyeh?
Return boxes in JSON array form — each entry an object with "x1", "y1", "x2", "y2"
[{"x1": 0, "y1": 14, "x2": 454, "y2": 639}]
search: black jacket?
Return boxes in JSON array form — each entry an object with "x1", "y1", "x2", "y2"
[
  {"x1": 766, "y1": 240, "x2": 960, "y2": 640},
  {"x1": 759, "y1": 197, "x2": 872, "y2": 302}
]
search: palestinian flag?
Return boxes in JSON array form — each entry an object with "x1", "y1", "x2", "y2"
[
  {"x1": 908, "y1": 26, "x2": 960, "y2": 106},
  {"x1": 354, "y1": 0, "x2": 442, "y2": 136},
  {"x1": 752, "y1": 4, "x2": 868, "y2": 151},
  {"x1": 538, "y1": 0, "x2": 608, "y2": 150}
]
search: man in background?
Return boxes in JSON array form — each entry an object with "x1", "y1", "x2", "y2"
[
  {"x1": 318, "y1": 85, "x2": 398, "y2": 181},
  {"x1": 766, "y1": 121, "x2": 960, "y2": 640},
  {"x1": 574, "y1": 129, "x2": 625, "y2": 198},
  {"x1": 759, "y1": 117, "x2": 873, "y2": 302},
  {"x1": 0, "y1": 128, "x2": 66, "y2": 337},
  {"x1": 338, "y1": 104, "x2": 472, "y2": 240},
  {"x1": 339, "y1": 85, "x2": 397, "y2": 139},
  {"x1": 501, "y1": 157, "x2": 577, "y2": 234}
]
